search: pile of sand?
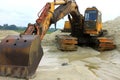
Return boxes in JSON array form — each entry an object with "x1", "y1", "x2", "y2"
[
  {"x1": 0, "y1": 30, "x2": 19, "y2": 40},
  {"x1": 42, "y1": 30, "x2": 70, "y2": 46},
  {"x1": 103, "y1": 16, "x2": 120, "y2": 51}
]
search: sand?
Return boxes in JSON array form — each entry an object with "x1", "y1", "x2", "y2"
[{"x1": 0, "y1": 17, "x2": 120, "y2": 80}]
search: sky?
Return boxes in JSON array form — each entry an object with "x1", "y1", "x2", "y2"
[{"x1": 0, "y1": 0, "x2": 120, "y2": 27}]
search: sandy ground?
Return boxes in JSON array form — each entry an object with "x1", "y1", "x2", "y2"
[
  {"x1": 0, "y1": 30, "x2": 19, "y2": 40},
  {"x1": 0, "y1": 45, "x2": 119, "y2": 80},
  {"x1": 36, "y1": 46, "x2": 120, "y2": 80},
  {"x1": 0, "y1": 17, "x2": 120, "y2": 80}
]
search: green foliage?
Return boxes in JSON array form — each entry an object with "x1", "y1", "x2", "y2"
[
  {"x1": 47, "y1": 28, "x2": 57, "y2": 34},
  {"x1": 0, "y1": 24, "x2": 26, "y2": 32},
  {"x1": 0, "y1": 24, "x2": 58, "y2": 34}
]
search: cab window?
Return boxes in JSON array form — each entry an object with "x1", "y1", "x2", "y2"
[{"x1": 85, "y1": 10, "x2": 97, "y2": 21}]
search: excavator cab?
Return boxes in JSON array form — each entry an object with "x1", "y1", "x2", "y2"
[
  {"x1": 84, "y1": 7, "x2": 102, "y2": 35},
  {"x1": 84, "y1": 7, "x2": 116, "y2": 51}
]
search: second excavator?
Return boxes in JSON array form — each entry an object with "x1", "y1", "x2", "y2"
[{"x1": 0, "y1": 0, "x2": 116, "y2": 79}]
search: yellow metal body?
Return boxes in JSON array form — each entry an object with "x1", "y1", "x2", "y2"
[
  {"x1": 61, "y1": 6, "x2": 115, "y2": 51},
  {"x1": 62, "y1": 21, "x2": 71, "y2": 32},
  {"x1": 85, "y1": 22, "x2": 102, "y2": 35},
  {"x1": 39, "y1": 2, "x2": 55, "y2": 40},
  {"x1": 64, "y1": 21, "x2": 71, "y2": 29},
  {"x1": 54, "y1": 0, "x2": 67, "y2": 5},
  {"x1": 84, "y1": 7, "x2": 102, "y2": 35}
]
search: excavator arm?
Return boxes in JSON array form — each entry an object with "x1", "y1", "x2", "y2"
[
  {"x1": 23, "y1": 2, "x2": 54, "y2": 40},
  {"x1": 0, "y1": 0, "x2": 82, "y2": 78},
  {"x1": 53, "y1": 0, "x2": 80, "y2": 22},
  {"x1": 23, "y1": 0, "x2": 83, "y2": 40}
]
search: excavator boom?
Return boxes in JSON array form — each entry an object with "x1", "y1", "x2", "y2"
[{"x1": 0, "y1": 0, "x2": 78, "y2": 78}]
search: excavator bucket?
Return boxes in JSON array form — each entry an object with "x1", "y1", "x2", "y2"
[{"x1": 0, "y1": 35, "x2": 43, "y2": 78}]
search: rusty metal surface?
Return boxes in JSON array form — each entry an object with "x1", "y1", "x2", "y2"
[
  {"x1": 36, "y1": 3, "x2": 51, "y2": 24},
  {"x1": 56, "y1": 35, "x2": 78, "y2": 51},
  {"x1": 24, "y1": 23, "x2": 35, "y2": 35},
  {"x1": 95, "y1": 37, "x2": 116, "y2": 51},
  {"x1": 0, "y1": 35, "x2": 43, "y2": 78}
]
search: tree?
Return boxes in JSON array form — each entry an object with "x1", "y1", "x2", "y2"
[{"x1": 9, "y1": 25, "x2": 18, "y2": 30}]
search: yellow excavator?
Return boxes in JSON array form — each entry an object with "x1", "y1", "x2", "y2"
[
  {"x1": 58, "y1": 6, "x2": 115, "y2": 51},
  {"x1": 0, "y1": 0, "x2": 116, "y2": 79}
]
